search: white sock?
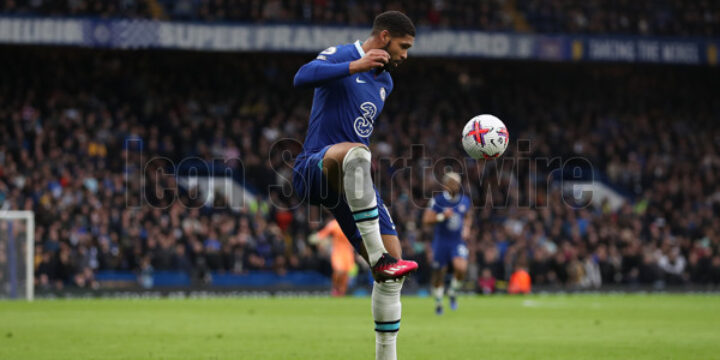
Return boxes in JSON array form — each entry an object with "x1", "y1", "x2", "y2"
[
  {"x1": 372, "y1": 280, "x2": 403, "y2": 360},
  {"x1": 433, "y1": 286, "x2": 444, "y2": 306},
  {"x1": 448, "y1": 277, "x2": 461, "y2": 298},
  {"x1": 343, "y1": 146, "x2": 386, "y2": 265}
]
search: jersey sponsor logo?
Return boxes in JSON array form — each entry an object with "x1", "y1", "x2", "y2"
[
  {"x1": 447, "y1": 212, "x2": 462, "y2": 231},
  {"x1": 354, "y1": 101, "x2": 377, "y2": 138},
  {"x1": 355, "y1": 76, "x2": 367, "y2": 84},
  {"x1": 380, "y1": 87, "x2": 386, "y2": 101}
]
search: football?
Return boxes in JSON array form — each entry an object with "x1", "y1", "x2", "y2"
[{"x1": 461, "y1": 114, "x2": 509, "y2": 159}]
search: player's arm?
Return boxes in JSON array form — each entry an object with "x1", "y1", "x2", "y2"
[
  {"x1": 422, "y1": 199, "x2": 454, "y2": 226},
  {"x1": 293, "y1": 48, "x2": 390, "y2": 88},
  {"x1": 462, "y1": 207, "x2": 473, "y2": 242}
]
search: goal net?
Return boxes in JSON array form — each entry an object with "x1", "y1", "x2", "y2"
[{"x1": 0, "y1": 211, "x2": 34, "y2": 301}]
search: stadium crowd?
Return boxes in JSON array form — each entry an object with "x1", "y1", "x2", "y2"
[
  {"x1": 0, "y1": 47, "x2": 719, "y2": 292},
  {"x1": 2, "y1": 0, "x2": 719, "y2": 36},
  {"x1": 517, "y1": 0, "x2": 720, "y2": 36}
]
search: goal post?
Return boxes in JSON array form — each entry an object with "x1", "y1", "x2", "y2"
[{"x1": 0, "y1": 210, "x2": 34, "y2": 301}]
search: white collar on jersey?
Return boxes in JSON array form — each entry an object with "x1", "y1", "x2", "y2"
[
  {"x1": 443, "y1": 191, "x2": 460, "y2": 202},
  {"x1": 354, "y1": 40, "x2": 365, "y2": 57}
]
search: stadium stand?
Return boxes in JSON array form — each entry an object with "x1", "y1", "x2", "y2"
[
  {"x1": 2, "y1": 0, "x2": 718, "y2": 36},
  {"x1": 1, "y1": 46, "x2": 719, "y2": 292}
]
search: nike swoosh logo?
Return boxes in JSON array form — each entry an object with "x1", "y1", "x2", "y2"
[{"x1": 356, "y1": 77, "x2": 367, "y2": 84}]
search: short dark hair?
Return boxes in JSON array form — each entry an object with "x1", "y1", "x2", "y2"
[{"x1": 372, "y1": 11, "x2": 416, "y2": 37}]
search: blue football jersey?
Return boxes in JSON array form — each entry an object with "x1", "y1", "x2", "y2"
[
  {"x1": 430, "y1": 192, "x2": 471, "y2": 244},
  {"x1": 298, "y1": 41, "x2": 393, "y2": 155}
]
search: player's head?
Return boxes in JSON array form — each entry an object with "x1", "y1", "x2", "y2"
[
  {"x1": 371, "y1": 11, "x2": 415, "y2": 69},
  {"x1": 442, "y1": 172, "x2": 462, "y2": 196}
]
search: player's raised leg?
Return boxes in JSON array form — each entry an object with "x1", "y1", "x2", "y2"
[
  {"x1": 320, "y1": 143, "x2": 414, "y2": 358},
  {"x1": 322, "y1": 142, "x2": 417, "y2": 280}
]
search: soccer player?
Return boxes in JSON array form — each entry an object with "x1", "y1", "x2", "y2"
[
  {"x1": 316, "y1": 218, "x2": 355, "y2": 296},
  {"x1": 292, "y1": 11, "x2": 417, "y2": 360},
  {"x1": 422, "y1": 172, "x2": 472, "y2": 315}
]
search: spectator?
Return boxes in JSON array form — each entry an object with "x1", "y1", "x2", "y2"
[
  {"x1": 2, "y1": 1, "x2": 718, "y2": 36},
  {"x1": 477, "y1": 268, "x2": 496, "y2": 294},
  {"x1": 0, "y1": 47, "x2": 718, "y2": 291},
  {"x1": 580, "y1": 255, "x2": 602, "y2": 289},
  {"x1": 658, "y1": 247, "x2": 687, "y2": 285}
]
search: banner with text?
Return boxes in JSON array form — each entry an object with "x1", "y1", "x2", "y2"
[{"x1": 0, "y1": 17, "x2": 717, "y2": 65}]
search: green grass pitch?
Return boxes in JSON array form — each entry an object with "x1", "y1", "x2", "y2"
[{"x1": 1, "y1": 294, "x2": 719, "y2": 359}]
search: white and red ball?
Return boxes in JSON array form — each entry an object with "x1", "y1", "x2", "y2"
[{"x1": 461, "y1": 114, "x2": 509, "y2": 159}]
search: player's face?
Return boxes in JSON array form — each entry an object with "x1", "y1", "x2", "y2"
[{"x1": 381, "y1": 31, "x2": 414, "y2": 68}]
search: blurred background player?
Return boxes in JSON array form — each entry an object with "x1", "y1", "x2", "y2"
[
  {"x1": 508, "y1": 260, "x2": 532, "y2": 295},
  {"x1": 423, "y1": 172, "x2": 472, "y2": 315},
  {"x1": 291, "y1": 11, "x2": 417, "y2": 360},
  {"x1": 316, "y1": 218, "x2": 355, "y2": 296}
]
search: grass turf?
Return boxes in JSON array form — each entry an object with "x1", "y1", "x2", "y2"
[{"x1": 1, "y1": 294, "x2": 719, "y2": 360}]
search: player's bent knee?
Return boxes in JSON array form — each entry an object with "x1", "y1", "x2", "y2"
[
  {"x1": 341, "y1": 145, "x2": 371, "y2": 169},
  {"x1": 325, "y1": 142, "x2": 369, "y2": 166},
  {"x1": 322, "y1": 143, "x2": 369, "y2": 193},
  {"x1": 342, "y1": 146, "x2": 373, "y2": 203},
  {"x1": 340, "y1": 142, "x2": 369, "y2": 154}
]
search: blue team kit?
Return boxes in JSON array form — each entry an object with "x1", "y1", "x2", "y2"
[
  {"x1": 430, "y1": 192, "x2": 471, "y2": 268},
  {"x1": 292, "y1": 41, "x2": 397, "y2": 252}
]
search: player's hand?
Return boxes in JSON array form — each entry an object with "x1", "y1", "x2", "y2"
[
  {"x1": 349, "y1": 49, "x2": 390, "y2": 74},
  {"x1": 443, "y1": 208, "x2": 454, "y2": 218}
]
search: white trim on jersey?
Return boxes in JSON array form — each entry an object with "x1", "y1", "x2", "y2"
[
  {"x1": 354, "y1": 40, "x2": 365, "y2": 57},
  {"x1": 443, "y1": 191, "x2": 460, "y2": 202}
]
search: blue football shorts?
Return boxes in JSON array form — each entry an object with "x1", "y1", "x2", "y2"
[
  {"x1": 432, "y1": 240, "x2": 469, "y2": 269},
  {"x1": 292, "y1": 145, "x2": 398, "y2": 253}
]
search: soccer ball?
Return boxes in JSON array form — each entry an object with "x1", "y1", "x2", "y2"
[{"x1": 461, "y1": 114, "x2": 509, "y2": 159}]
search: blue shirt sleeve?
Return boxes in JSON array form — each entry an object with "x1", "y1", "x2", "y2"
[
  {"x1": 293, "y1": 60, "x2": 350, "y2": 88},
  {"x1": 430, "y1": 197, "x2": 444, "y2": 213},
  {"x1": 293, "y1": 45, "x2": 352, "y2": 88}
]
